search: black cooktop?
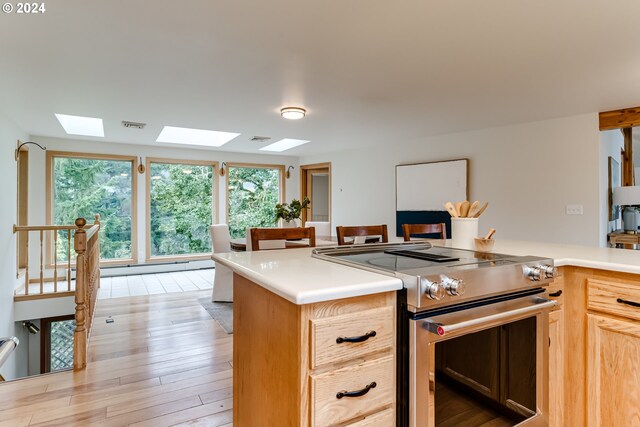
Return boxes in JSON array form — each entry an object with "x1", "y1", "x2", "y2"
[{"x1": 323, "y1": 243, "x2": 514, "y2": 274}]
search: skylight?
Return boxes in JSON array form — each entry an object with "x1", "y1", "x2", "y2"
[
  {"x1": 259, "y1": 138, "x2": 310, "y2": 152},
  {"x1": 55, "y1": 114, "x2": 104, "y2": 137},
  {"x1": 156, "y1": 126, "x2": 240, "y2": 147}
]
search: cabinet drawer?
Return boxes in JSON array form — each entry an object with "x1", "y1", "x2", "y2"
[
  {"x1": 345, "y1": 407, "x2": 395, "y2": 426},
  {"x1": 310, "y1": 306, "x2": 394, "y2": 369},
  {"x1": 311, "y1": 355, "x2": 395, "y2": 427},
  {"x1": 588, "y1": 278, "x2": 640, "y2": 321}
]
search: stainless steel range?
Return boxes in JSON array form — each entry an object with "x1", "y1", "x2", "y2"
[{"x1": 313, "y1": 242, "x2": 558, "y2": 427}]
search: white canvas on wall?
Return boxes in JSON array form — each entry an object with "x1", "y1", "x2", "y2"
[{"x1": 396, "y1": 159, "x2": 468, "y2": 211}]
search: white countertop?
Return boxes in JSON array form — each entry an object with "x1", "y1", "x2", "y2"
[{"x1": 212, "y1": 238, "x2": 640, "y2": 305}]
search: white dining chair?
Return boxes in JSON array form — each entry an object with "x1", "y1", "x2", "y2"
[
  {"x1": 305, "y1": 221, "x2": 331, "y2": 237},
  {"x1": 210, "y1": 224, "x2": 233, "y2": 302},
  {"x1": 245, "y1": 226, "x2": 285, "y2": 251}
]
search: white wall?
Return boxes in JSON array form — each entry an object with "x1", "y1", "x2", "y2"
[
  {"x1": 301, "y1": 113, "x2": 601, "y2": 246},
  {"x1": 0, "y1": 111, "x2": 29, "y2": 380},
  {"x1": 599, "y1": 129, "x2": 624, "y2": 246},
  {"x1": 28, "y1": 136, "x2": 299, "y2": 263}
]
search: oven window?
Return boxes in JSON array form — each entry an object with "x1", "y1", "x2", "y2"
[{"x1": 434, "y1": 316, "x2": 537, "y2": 426}]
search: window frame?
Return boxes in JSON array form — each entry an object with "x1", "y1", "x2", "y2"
[
  {"x1": 46, "y1": 151, "x2": 139, "y2": 266},
  {"x1": 40, "y1": 314, "x2": 75, "y2": 374},
  {"x1": 225, "y1": 162, "x2": 286, "y2": 236},
  {"x1": 16, "y1": 143, "x2": 29, "y2": 277},
  {"x1": 145, "y1": 157, "x2": 218, "y2": 262}
]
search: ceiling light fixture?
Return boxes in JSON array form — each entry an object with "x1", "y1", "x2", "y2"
[
  {"x1": 260, "y1": 138, "x2": 310, "y2": 152},
  {"x1": 55, "y1": 114, "x2": 104, "y2": 137},
  {"x1": 280, "y1": 107, "x2": 306, "y2": 120}
]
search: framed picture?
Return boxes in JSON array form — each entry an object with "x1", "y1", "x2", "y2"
[{"x1": 608, "y1": 156, "x2": 620, "y2": 221}]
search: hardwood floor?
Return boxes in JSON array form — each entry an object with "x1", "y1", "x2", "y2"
[{"x1": 0, "y1": 290, "x2": 233, "y2": 426}]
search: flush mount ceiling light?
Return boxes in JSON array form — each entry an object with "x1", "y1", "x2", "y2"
[
  {"x1": 156, "y1": 126, "x2": 240, "y2": 148},
  {"x1": 260, "y1": 138, "x2": 310, "y2": 152},
  {"x1": 280, "y1": 107, "x2": 306, "y2": 120},
  {"x1": 55, "y1": 114, "x2": 104, "y2": 137}
]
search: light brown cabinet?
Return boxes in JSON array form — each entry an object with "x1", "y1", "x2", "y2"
[
  {"x1": 587, "y1": 314, "x2": 640, "y2": 427},
  {"x1": 586, "y1": 274, "x2": 640, "y2": 427},
  {"x1": 233, "y1": 273, "x2": 396, "y2": 427}
]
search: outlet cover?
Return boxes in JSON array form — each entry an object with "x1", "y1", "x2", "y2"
[{"x1": 566, "y1": 204, "x2": 583, "y2": 215}]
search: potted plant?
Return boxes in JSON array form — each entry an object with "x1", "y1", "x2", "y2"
[{"x1": 275, "y1": 197, "x2": 310, "y2": 228}]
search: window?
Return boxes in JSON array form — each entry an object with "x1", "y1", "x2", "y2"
[
  {"x1": 226, "y1": 164, "x2": 285, "y2": 238},
  {"x1": 47, "y1": 152, "x2": 136, "y2": 263},
  {"x1": 147, "y1": 158, "x2": 216, "y2": 259}
]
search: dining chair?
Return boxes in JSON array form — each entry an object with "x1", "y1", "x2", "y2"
[
  {"x1": 402, "y1": 223, "x2": 447, "y2": 241},
  {"x1": 250, "y1": 227, "x2": 316, "y2": 251},
  {"x1": 336, "y1": 225, "x2": 388, "y2": 246},
  {"x1": 245, "y1": 226, "x2": 286, "y2": 251},
  {"x1": 304, "y1": 221, "x2": 331, "y2": 237},
  {"x1": 210, "y1": 224, "x2": 234, "y2": 302}
]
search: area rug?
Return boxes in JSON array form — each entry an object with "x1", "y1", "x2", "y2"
[{"x1": 198, "y1": 297, "x2": 233, "y2": 334}]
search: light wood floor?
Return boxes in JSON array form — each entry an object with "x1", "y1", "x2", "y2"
[{"x1": 0, "y1": 290, "x2": 233, "y2": 426}]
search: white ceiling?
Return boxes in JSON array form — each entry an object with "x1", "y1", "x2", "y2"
[{"x1": 1, "y1": 0, "x2": 640, "y2": 157}]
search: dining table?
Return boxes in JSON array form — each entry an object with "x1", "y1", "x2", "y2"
[{"x1": 229, "y1": 235, "x2": 381, "y2": 252}]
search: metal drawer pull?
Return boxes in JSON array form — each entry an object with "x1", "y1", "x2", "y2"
[
  {"x1": 617, "y1": 298, "x2": 640, "y2": 308},
  {"x1": 336, "y1": 382, "x2": 377, "y2": 399},
  {"x1": 336, "y1": 330, "x2": 376, "y2": 344},
  {"x1": 549, "y1": 290, "x2": 563, "y2": 297}
]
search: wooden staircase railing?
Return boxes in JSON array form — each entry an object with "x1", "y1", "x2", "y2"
[
  {"x1": 13, "y1": 215, "x2": 101, "y2": 371},
  {"x1": 72, "y1": 217, "x2": 100, "y2": 370}
]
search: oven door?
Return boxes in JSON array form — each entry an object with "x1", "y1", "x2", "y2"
[{"x1": 409, "y1": 295, "x2": 556, "y2": 427}]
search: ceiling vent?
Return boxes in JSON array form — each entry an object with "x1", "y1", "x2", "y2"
[
  {"x1": 250, "y1": 136, "x2": 271, "y2": 142},
  {"x1": 122, "y1": 121, "x2": 146, "y2": 129}
]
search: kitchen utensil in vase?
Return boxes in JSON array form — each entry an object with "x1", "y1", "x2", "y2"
[
  {"x1": 444, "y1": 202, "x2": 459, "y2": 218},
  {"x1": 460, "y1": 201, "x2": 471, "y2": 217},
  {"x1": 473, "y1": 202, "x2": 489, "y2": 218},
  {"x1": 467, "y1": 201, "x2": 480, "y2": 218}
]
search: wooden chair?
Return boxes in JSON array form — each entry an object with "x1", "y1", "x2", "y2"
[
  {"x1": 402, "y1": 223, "x2": 447, "y2": 241},
  {"x1": 336, "y1": 225, "x2": 388, "y2": 246},
  {"x1": 250, "y1": 227, "x2": 316, "y2": 251}
]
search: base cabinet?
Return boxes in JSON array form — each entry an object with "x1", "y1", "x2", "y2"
[
  {"x1": 233, "y1": 274, "x2": 396, "y2": 427},
  {"x1": 587, "y1": 314, "x2": 640, "y2": 427}
]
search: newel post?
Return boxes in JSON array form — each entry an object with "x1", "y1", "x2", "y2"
[{"x1": 73, "y1": 217, "x2": 87, "y2": 370}]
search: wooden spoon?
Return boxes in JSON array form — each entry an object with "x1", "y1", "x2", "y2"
[
  {"x1": 484, "y1": 228, "x2": 496, "y2": 239},
  {"x1": 460, "y1": 201, "x2": 470, "y2": 217},
  {"x1": 454, "y1": 202, "x2": 463, "y2": 217},
  {"x1": 444, "y1": 202, "x2": 459, "y2": 218},
  {"x1": 473, "y1": 202, "x2": 489, "y2": 218},
  {"x1": 467, "y1": 200, "x2": 480, "y2": 218}
]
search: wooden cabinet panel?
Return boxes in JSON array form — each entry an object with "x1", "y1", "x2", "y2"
[
  {"x1": 549, "y1": 310, "x2": 564, "y2": 427},
  {"x1": 310, "y1": 306, "x2": 394, "y2": 369},
  {"x1": 588, "y1": 278, "x2": 640, "y2": 321},
  {"x1": 345, "y1": 407, "x2": 395, "y2": 426},
  {"x1": 311, "y1": 355, "x2": 395, "y2": 427},
  {"x1": 587, "y1": 314, "x2": 640, "y2": 427}
]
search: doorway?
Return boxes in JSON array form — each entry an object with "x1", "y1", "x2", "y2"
[{"x1": 300, "y1": 163, "x2": 331, "y2": 224}]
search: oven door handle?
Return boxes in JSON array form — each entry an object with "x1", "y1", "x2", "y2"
[{"x1": 422, "y1": 296, "x2": 556, "y2": 337}]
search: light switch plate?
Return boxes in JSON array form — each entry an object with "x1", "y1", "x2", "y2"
[{"x1": 566, "y1": 204, "x2": 583, "y2": 215}]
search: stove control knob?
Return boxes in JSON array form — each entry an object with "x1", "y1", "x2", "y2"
[
  {"x1": 538, "y1": 264, "x2": 558, "y2": 279},
  {"x1": 524, "y1": 266, "x2": 542, "y2": 281},
  {"x1": 421, "y1": 278, "x2": 445, "y2": 300},
  {"x1": 441, "y1": 276, "x2": 466, "y2": 296}
]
